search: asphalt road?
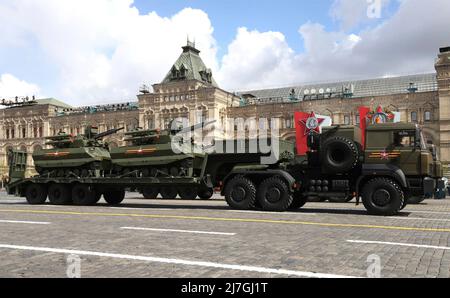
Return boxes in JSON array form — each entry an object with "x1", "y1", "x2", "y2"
[{"x1": 0, "y1": 191, "x2": 450, "y2": 278}]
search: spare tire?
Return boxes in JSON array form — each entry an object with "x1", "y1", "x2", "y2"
[{"x1": 321, "y1": 136, "x2": 359, "y2": 174}]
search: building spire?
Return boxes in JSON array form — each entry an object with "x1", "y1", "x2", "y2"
[{"x1": 183, "y1": 36, "x2": 199, "y2": 54}]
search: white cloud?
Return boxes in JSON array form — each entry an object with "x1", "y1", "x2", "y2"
[
  {"x1": 330, "y1": 0, "x2": 391, "y2": 30},
  {"x1": 221, "y1": 0, "x2": 450, "y2": 91},
  {"x1": 0, "y1": 0, "x2": 449, "y2": 101},
  {"x1": 0, "y1": 0, "x2": 218, "y2": 105},
  {"x1": 218, "y1": 28, "x2": 297, "y2": 91},
  {"x1": 0, "y1": 74, "x2": 41, "y2": 98}
]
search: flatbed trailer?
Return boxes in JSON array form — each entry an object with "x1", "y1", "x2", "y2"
[{"x1": 6, "y1": 149, "x2": 214, "y2": 205}]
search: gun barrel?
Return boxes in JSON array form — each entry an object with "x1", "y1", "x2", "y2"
[
  {"x1": 178, "y1": 120, "x2": 216, "y2": 134},
  {"x1": 94, "y1": 127, "x2": 125, "y2": 139},
  {"x1": 45, "y1": 140, "x2": 73, "y2": 146},
  {"x1": 124, "y1": 129, "x2": 161, "y2": 136},
  {"x1": 46, "y1": 134, "x2": 72, "y2": 141},
  {"x1": 124, "y1": 135, "x2": 160, "y2": 142}
]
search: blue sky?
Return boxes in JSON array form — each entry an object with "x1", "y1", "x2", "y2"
[
  {"x1": 136, "y1": 0, "x2": 335, "y2": 55},
  {"x1": 134, "y1": 0, "x2": 399, "y2": 57},
  {"x1": 0, "y1": 0, "x2": 448, "y2": 105}
]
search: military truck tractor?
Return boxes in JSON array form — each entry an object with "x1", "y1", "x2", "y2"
[{"x1": 221, "y1": 110, "x2": 443, "y2": 216}]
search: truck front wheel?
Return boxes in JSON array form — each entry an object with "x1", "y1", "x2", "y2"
[
  {"x1": 25, "y1": 183, "x2": 48, "y2": 205},
  {"x1": 289, "y1": 192, "x2": 308, "y2": 210},
  {"x1": 257, "y1": 177, "x2": 293, "y2": 212},
  {"x1": 224, "y1": 176, "x2": 256, "y2": 210},
  {"x1": 361, "y1": 178, "x2": 404, "y2": 216}
]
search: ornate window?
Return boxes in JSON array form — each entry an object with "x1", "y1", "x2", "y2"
[
  {"x1": 344, "y1": 115, "x2": 350, "y2": 125},
  {"x1": 424, "y1": 111, "x2": 432, "y2": 122},
  {"x1": 411, "y1": 111, "x2": 418, "y2": 122}
]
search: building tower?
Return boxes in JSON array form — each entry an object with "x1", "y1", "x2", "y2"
[
  {"x1": 435, "y1": 46, "x2": 450, "y2": 174},
  {"x1": 138, "y1": 42, "x2": 239, "y2": 136}
]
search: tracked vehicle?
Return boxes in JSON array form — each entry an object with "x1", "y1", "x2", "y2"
[
  {"x1": 110, "y1": 121, "x2": 214, "y2": 199},
  {"x1": 33, "y1": 126, "x2": 123, "y2": 178}
]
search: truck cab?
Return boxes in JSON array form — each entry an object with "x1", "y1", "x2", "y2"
[{"x1": 364, "y1": 123, "x2": 440, "y2": 200}]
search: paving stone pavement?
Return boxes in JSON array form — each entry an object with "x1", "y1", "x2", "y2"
[{"x1": 0, "y1": 191, "x2": 450, "y2": 278}]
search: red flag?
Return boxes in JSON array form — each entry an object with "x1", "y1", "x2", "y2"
[
  {"x1": 358, "y1": 106, "x2": 370, "y2": 150},
  {"x1": 294, "y1": 112, "x2": 312, "y2": 156}
]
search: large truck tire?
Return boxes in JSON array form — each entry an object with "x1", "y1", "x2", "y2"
[
  {"x1": 72, "y1": 184, "x2": 99, "y2": 206},
  {"x1": 160, "y1": 187, "x2": 178, "y2": 199},
  {"x1": 289, "y1": 192, "x2": 308, "y2": 210},
  {"x1": 224, "y1": 176, "x2": 256, "y2": 210},
  {"x1": 48, "y1": 184, "x2": 72, "y2": 205},
  {"x1": 25, "y1": 183, "x2": 48, "y2": 205},
  {"x1": 198, "y1": 188, "x2": 214, "y2": 200},
  {"x1": 361, "y1": 178, "x2": 404, "y2": 216},
  {"x1": 321, "y1": 136, "x2": 359, "y2": 174},
  {"x1": 142, "y1": 187, "x2": 159, "y2": 199},
  {"x1": 104, "y1": 190, "x2": 125, "y2": 205},
  {"x1": 257, "y1": 177, "x2": 293, "y2": 212},
  {"x1": 178, "y1": 187, "x2": 198, "y2": 200}
]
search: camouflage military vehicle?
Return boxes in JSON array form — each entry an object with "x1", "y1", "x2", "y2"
[
  {"x1": 221, "y1": 115, "x2": 443, "y2": 215},
  {"x1": 109, "y1": 121, "x2": 214, "y2": 200},
  {"x1": 5, "y1": 110, "x2": 443, "y2": 216},
  {"x1": 33, "y1": 126, "x2": 123, "y2": 178}
]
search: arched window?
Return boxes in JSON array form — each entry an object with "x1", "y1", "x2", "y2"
[
  {"x1": 411, "y1": 112, "x2": 418, "y2": 122},
  {"x1": 424, "y1": 111, "x2": 432, "y2": 122}
]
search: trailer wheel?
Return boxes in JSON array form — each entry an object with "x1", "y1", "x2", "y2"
[
  {"x1": 25, "y1": 183, "x2": 48, "y2": 205},
  {"x1": 103, "y1": 190, "x2": 125, "y2": 205},
  {"x1": 198, "y1": 188, "x2": 214, "y2": 200},
  {"x1": 224, "y1": 176, "x2": 256, "y2": 210},
  {"x1": 142, "y1": 187, "x2": 159, "y2": 199},
  {"x1": 289, "y1": 192, "x2": 307, "y2": 210},
  {"x1": 257, "y1": 177, "x2": 293, "y2": 212},
  {"x1": 48, "y1": 184, "x2": 72, "y2": 205},
  {"x1": 178, "y1": 187, "x2": 198, "y2": 200},
  {"x1": 160, "y1": 187, "x2": 178, "y2": 199},
  {"x1": 72, "y1": 184, "x2": 99, "y2": 206},
  {"x1": 361, "y1": 178, "x2": 404, "y2": 216}
]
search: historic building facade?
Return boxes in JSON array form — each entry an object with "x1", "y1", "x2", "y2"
[{"x1": 1, "y1": 44, "x2": 449, "y2": 177}]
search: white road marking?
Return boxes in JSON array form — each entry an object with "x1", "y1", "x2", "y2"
[
  {"x1": 120, "y1": 227, "x2": 236, "y2": 236},
  {"x1": 0, "y1": 244, "x2": 357, "y2": 278},
  {"x1": 0, "y1": 220, "x2": 50, "y2": 225},
  {"x1": 347, "y1": 240, "x2": 450, "y2": 250}
]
